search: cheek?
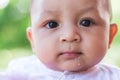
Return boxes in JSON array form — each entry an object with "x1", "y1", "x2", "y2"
[
  {"x1": 82, "y1": 35, "x2": 108, "y2": 68},
  {"x1": 32, "y1": 32, "x2": 58, "y2": 63},
  {"x1": 83, "y1": 28, "x2": 109, "y2": 60},
  {"x1": 89, "y1": 27, "x2": 109, "y2": 48},
  {"x1": 35, "y1": 40, "x2": 55, "y2": 64}
]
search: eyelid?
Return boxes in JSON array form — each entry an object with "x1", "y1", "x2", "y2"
[
  {"x1": 38, "y1": 19, "x2": 56, "y2": 27},
  {"x1": 80, "y1": 17, "x2": 96, "y2": 25},
  {"x1": 41, "y1": 20, "x2": 61, "y2": 30},
  {"x1": 36, "y1": 15, "x2": 58, "y2": 26}
]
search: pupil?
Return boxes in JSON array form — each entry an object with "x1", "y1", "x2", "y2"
[
  {"x1": 81, "y1": 20, "x2": 91, "y2": 27},
  {"x1": 48, "y1": 21, "x2": 58, "y2": 28}
]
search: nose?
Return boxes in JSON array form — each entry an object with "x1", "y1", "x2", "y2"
[{"x1": 60, "y1": 27, "x2": 81, "y2": 43}]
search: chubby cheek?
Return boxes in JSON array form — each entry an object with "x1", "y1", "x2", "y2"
[
  {"x1": 32, "y1": 33, "x2": 58, "y2": 65},
  {"x1": 83, "y1": 31, "x2": 109, "y2": 65}
]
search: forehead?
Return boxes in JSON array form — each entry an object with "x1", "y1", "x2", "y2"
[
  {"x1": 31, "y1": 0, "x2": 111, "y2": 17},
  {"x1": 31, "y1": 0, "x2": 111, "y2": 25},
  {"x1": 31, "y1": 0, "x2": 97, "y2": 11},
  {"x1": 31, "y1": 0, "x2": 110, "y2": 10}
]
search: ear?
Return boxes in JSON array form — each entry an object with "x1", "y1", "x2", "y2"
[
  {"x1": 26, "y1": 27, "x2": 34, "y2": 49},
  {"x1": 108, "y1": 23, "x2": 118, "y2": 48}
]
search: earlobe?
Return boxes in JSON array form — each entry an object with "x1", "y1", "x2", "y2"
[
  {"x1": 27, "y1": 27, "x2": 32, "y2": 42},
  {"x1": 108, "y1": 23, "x2": 118, "y2": 48},
  {"x1": 26, "y1": 27, "x2": 34, "y2": 48}
]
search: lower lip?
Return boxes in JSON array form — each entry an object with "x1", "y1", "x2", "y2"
[{"x1": 60, "y1": 52, "x2": 81, "y2": 59}]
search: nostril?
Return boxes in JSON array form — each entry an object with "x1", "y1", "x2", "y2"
[
  {"x1": 61, "y1": 38, "x2": 79, "y2": 42},
  {"x1": 62, "y1": 39, "x2": 66, "y2": 42},
  {"x1": 74, "y1": 39, "x2": 78, "y2": 41}
]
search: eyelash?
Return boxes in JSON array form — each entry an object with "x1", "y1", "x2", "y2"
[
  {"x1": 44, "y1": 18, "x2": 95, "y2": 29},
  {"x1": 45, "y1": 20, "x2": 59, "y2": 29},
  {"x1": 79, "y1": 18, "x2": 95, "y2": 27}
]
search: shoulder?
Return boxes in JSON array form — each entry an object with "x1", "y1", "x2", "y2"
[
  {"x1": 0, "y1": 55, "x2": 52, "y2": 80},
  {"x1": 97, "y1": 63, "x2": 120, "y2": 72},
  {"x1": 6, "y1": 55, "x2": 42, "y2": 73},
  {"x1": 7, "y1": 55, "x2": 37, "y2": 68},
  {"x1": 95, "y1": 64, "x2": 120, "y2": 78}
]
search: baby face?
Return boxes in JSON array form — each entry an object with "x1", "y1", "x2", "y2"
[{"x1": 28, "y1": 0, "x2": 116, "y2": 72}]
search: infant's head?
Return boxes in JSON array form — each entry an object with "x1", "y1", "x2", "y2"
[{"x1": 27, "y1": 0, "x2": 117, "y2": 72}]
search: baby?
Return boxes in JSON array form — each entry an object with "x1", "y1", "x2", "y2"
[{"x1": 1, "y1": 0, "x2": 119, "y2": 80}]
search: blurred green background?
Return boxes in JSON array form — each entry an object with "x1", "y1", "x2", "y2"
[{"x1": 0, "y1": 0, "x2": 120, "y2": 71}]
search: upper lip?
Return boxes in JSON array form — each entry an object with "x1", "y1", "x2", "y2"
[{"x1": 59, "y1": 51, "x2": 83, "y2": 55}]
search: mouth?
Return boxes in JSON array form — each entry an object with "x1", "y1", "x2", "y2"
[{"x1": 59, "y1": 52, "x2": 83, "y2": 59}]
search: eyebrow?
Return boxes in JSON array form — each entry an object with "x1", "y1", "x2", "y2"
[
  {"x1": 78, "y1": 5, "x2": 99, "y2": 15},
  {"x1": 40, "y1": 10, "x2": 61, "y2": 17},
  {"x1": 37, "y1": 5, "x2": 104, "y2": 23},
  {"x1": 33, "y1": 10, "x2": 61, "y2": 26},
  {"x1": 39, "y1": 6, "x2": 96, "y2": 18},
  {"x1": 79, "y1": 6, "x2": 106, "y2": 20},
  {"x1": 35, "y1": 10, "x2": 61, "y2": 24}
]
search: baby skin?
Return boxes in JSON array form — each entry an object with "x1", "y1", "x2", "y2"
[{"x1": 27, "y1": 0, "x2": 117, "y2": 72}]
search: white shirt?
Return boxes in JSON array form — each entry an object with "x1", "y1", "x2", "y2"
[{"x1": 0, "y1": 55, "x2": 120, "y2": 80}]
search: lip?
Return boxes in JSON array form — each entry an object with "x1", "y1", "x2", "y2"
[{"x1": 59, "y1": 52, "x2": 83, "y2": 59}]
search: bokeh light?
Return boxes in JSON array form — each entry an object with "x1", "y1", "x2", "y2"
[{"x1": 0, "y1": 0, "x2": 9, "y2": 9}]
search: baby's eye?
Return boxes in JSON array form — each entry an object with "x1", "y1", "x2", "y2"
[
  {"x1": 80, "y1": 19, "x2": 93, "y2": 27},
  {"x1": 46, "y1": 21, "x2": 59, "y2": 29}
]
